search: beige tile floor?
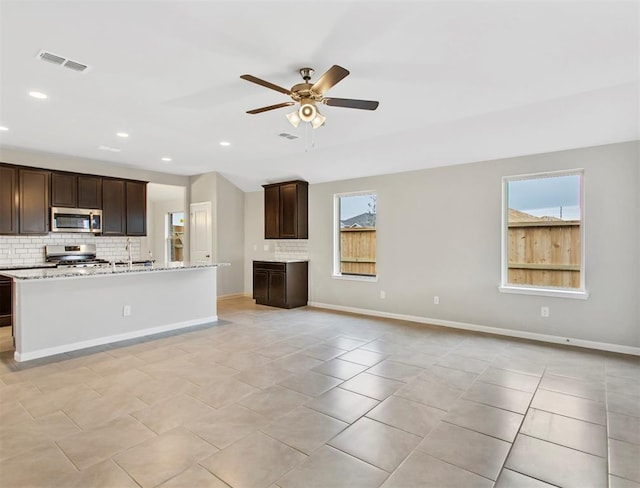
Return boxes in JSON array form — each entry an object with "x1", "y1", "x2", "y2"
[{"x1": 0, "y1": 297, "x2": 638, "y2": 487}]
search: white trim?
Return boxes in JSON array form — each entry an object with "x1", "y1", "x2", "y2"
[
  {"x1": 217, "y1": 293, "x2": 246, "y2": 300},
  {"x1": 14, "y1": 315, "x2": 218, "y2": 362},
  {"x1": 498, "y1": 285, "x2": 589, "y2": 300},
  {"x1": 332, "y1": 274, "x2": 378, "y2": 283},
  {"x1": 308, "y1": 301, "x2": 639, "y2": 356}
]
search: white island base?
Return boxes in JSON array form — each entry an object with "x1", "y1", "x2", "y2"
[{"x1": 12, "y1": 266, "x2": 219, "y2": 362}]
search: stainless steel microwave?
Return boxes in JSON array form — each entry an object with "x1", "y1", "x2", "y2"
[{"x1": 51, "y1": 207, "x2": 102, "y2": 234}]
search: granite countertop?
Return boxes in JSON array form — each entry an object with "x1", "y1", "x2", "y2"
[
  {"x1": 1, "y1": 262, "x2": 229, "y2": 281},
  {"x1": 0, "y1": 263, "x2": 58, "y2": 271}
]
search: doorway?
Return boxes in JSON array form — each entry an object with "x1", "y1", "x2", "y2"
[
  {"x1": 167, "y1": 212, "x2": 185, "y2": 263},
  {"x1": 146, "y1": 183, "x2": 187, "y2": 265}
]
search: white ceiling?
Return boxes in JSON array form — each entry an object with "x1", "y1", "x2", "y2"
[{"x1": 0, "y1": 1, "x2": 638, "y2": 191}]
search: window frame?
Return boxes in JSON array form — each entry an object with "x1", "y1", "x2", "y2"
[
  {"x1": 499, "y1": 169, "x2": 588, "y2": 299},
  {"x1": 333, "y1": 190, "x2": 378, "y2": 282}
]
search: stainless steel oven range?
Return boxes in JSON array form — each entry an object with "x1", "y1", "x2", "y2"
[{"x1": 45, "y1": 244, "x2": 109, "y2": 268}]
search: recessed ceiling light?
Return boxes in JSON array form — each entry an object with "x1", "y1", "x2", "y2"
[
  {"x1": 116, "y1": 132, "x2": 129, "y2": 138},
  {"x1": 98, "y1": 145, "x2": 121, "y2": 153},
  {"x1": 0, "y1": 126, "x2": 8, "y2": 131},
  {"x1": 29, "y1": 91, "x2": 48, "y2": 99},
  {"x1": 161, "y1": 157, "x2": 172, "y2": 162},
  {"x1": 219, "y1": 141, "x2": 231, "y2": 146}
]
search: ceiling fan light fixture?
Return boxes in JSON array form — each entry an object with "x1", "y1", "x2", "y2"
[
  {"x1": 286, "y1": 110, "x2": 301, "y2": 128},
  {"x1": 311, "y1": 112, "x2": 326, "y2": 129},
  {"x1": 298, "y1": 99, "x2": 316, "y2": 122}
]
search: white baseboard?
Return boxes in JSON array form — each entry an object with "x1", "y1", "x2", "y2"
[
  {"x1": 217, "y1": 293, "x2": 247, "y2": 300},
  {"x1": 14, "y1": 315, "x2": 219, "y2": 362},
  {"x1": 308, "y1": 302, "x2": 639, "y2": 357}
]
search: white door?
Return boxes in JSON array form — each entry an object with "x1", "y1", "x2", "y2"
[{"x1": 190, "y1": 202, "x2": 212, "y2": 265}]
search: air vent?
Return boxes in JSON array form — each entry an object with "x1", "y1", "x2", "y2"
[
  {"x1": 279, "y1": 133, "x2": 299, "y2": 140},
  {"x1": 36, "y1": 50, "x2": 90, "y2": 73},
  {"x1": 39, "y1": 51, "x2": 65, "y2": 65},
  {"x1": 63, "y1": 60, "x2": 88, "y2": 72}
]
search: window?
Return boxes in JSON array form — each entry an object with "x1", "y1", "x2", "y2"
[
  {"x1": 334, "y1": 191, "x2": 377, "y2": 279},
  {"x1": 501, "y1": 170, "x2": 586, "y2": 298}
]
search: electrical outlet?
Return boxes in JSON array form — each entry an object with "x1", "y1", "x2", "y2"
[
  {"x1": 263, "y1": 244, "x2": 269, "y2": 251},
  {"x1": 380, "y1": 291, "x2": 386, "y2": 299},
  {"x1": 253, "y1": 244, "x2": 257, "y2": 251},
  {"x1": 541, "y1": 306, "x2": 549, "y2": 318},
  {"x1": 123, "y1": 305, "x2": 131, "y2": 317},
  {"x1": 433, "y1": 296, "x2": 440, "y2": 305}
]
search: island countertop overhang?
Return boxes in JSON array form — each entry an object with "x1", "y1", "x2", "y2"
[{"x1": 1, "y1": 262, "x2": 230, "y2": 281}]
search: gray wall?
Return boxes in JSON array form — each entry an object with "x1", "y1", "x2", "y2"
[
  {"x1": 191, "y1": 172, "x2": 245, "y2": 297},
  {"x1": 244, "y1": 141, "x2": 639, "y2": 349},
  {"x1": 215, "y1": 174, "x2": 245, "y2": 296}
]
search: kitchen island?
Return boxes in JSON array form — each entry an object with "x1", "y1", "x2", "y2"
[{"x1": 2, "y1": 263, "x2": 228, "y2": 362}]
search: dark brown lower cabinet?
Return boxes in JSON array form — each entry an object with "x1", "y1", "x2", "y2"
[
  {"x1": 0, "y1": 276, "x2": 12, "y2": 327},
  {"x1": 253, "y1": 261, "x2": 308, "y2": 309}
]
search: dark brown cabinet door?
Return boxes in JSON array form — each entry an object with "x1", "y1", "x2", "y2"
[
  {"x1": 253, "y1": 269, "x2": 268, "y2": 301},
  {"x1": 268, "y1": 271, "x2": 286, "y2": 306},
  {"x1": 0, "y1": 165, "x2": 18, "y2": 235},
  {"x1": 51, "y1": 172, "x2": 77, "y2": 208},
  {"x1": 125, "y1": 181, "x2": 146, "y2": 236},
  {"x1": 0, "y1": 278, "x2": 11, "y2": 327},
  {"x1": 18, "y1": 168, "x2": 49, "y2": 234},
  {"x1": 77, "y1": 175, "x2": 102, "y2": 209},
  {"x1": 102, "y1": 178, "x2": 126, "y2": 235},
  {"x1": 264, "y1": 185, "x2": 280, "y2": 239},
  {"x1": 279, "y1": 183, "x2": 298, "y2": 238}
]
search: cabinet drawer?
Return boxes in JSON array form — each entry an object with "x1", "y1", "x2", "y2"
[{"x1": 253, "y1": 261, "x2": 286, "y2": 272}]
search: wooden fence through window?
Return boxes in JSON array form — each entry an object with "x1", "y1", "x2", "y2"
[
  {"x1": 508, "y1": 220, "x2": 581, "y2": 288},
  {"x1": 340, "y1": 228, "x2": 376, "y2": 276}
]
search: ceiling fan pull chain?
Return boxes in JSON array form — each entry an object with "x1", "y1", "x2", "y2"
[{"x1": 305, "y1": 122, "x2": 310, "y2": 152}]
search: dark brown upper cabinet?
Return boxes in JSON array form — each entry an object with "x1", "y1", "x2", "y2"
[
  {"x1": 0, "y1": 165, "x2": 18, "y2": 235},
  {"x1": 51, "y1": 172, "x2": 103, "y2": 209},
  {"x1": 51, "y1": 172, "x2": 77, "y2": 207},
  {"x1": 77, "y1": 175, "x2": 102, "y2": 209},
  {"x1": 102, "y1": 178, "x2": 147, "y2": 236},
  {"x1": 125, "y1": 180, "x2": 146, "y2": 236},
  {"x1": 263, "y1": 180, "x2": 308, "y2": 239},
  {"x1": 102, "y1": 178, "x2": 126, "y2": 236},
  {"x1": 18, "y1": 168, "x2": 49, "y2": 235}
]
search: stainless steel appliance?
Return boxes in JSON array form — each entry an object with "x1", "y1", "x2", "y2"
[
  {"x1": 45, "y1": 244, "x2": 109, "y2": 268},
  {"x1": 51, "y1": 207, "x2": 102, "y2": 234}
]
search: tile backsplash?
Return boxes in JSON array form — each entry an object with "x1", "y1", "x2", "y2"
[
  {"x1": 274, "y1": 240, "x2": 309, "y2": 260},
  {"x1": 0, "y1": 234, "x2": 142, "y2": 267}
]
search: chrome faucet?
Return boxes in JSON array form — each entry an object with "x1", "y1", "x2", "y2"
[{"x1": 125, "y1": 238, "x2": 132, "y2": 269}]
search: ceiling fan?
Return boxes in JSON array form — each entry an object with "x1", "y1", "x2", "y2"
[{"x1": 240, "y1": 65, "x2": 379, "y2": 129}]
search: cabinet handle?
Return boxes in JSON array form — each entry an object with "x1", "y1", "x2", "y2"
[{"x1": 205, "y1": 255, "x2": 210, "y2": 258}]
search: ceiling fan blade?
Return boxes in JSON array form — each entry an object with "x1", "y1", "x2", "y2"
[
  {"x1": 323, "y1": 97, "x2": 379, "y2": 110},
  {"x1": 311, "y1": 65, "x2": 350, "y2": 95},
  {"x1": 240, "y1": 75, "x2": 292, "y2": 95},
  {"x1": 246, "y1": 102, "x2": 295, "y2": 114}
]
